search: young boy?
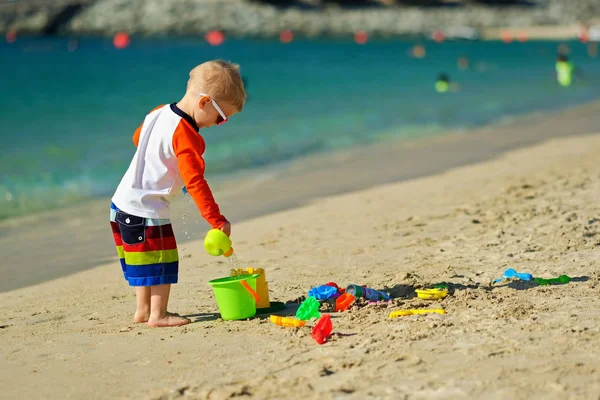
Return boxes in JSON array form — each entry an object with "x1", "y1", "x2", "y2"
[{"x1": 109, "y1": 60, "x2": 246, "y2": 327}]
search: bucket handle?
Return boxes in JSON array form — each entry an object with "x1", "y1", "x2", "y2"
[{"x1": 240, "y1": 280, "x2": 260, "y2": 304}]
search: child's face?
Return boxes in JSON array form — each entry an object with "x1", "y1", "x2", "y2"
[{"x1": 197, "y1": 95, "x2": 238, "y2": 129}]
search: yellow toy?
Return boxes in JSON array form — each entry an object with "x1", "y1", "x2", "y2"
[
  {"x1": 231, "y1": 267, "x2": 271, "y2": 309},
  {"x1": 415, "y1": 288, "x2": 448, "y2": 300},
  {"x1": 204, "y1": 229, "x2": 233, "y2": 257},
  {"x1": 389, "y1": 309, "x2": 446, "y2": 319},
  {"x1": 270, "y1": 315, "x2": 307, "y2": 328}
]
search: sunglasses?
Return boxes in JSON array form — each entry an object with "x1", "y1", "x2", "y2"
[{"x1": 198, "y1": 92, "x2": 228, "y2": 126}]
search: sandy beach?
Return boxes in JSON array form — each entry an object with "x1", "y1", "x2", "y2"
[{"x1": 2, "y1": 118, "x2": 600, "y2": 398}]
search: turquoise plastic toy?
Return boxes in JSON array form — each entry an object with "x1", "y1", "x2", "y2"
[{"x1": 493, "y1": 268, "x2": 533, "y2": 284}]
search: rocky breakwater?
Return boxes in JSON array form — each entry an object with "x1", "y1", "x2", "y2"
[
  {"x1": 65, "y1": 0, "x2": 582, "y2": 38},
  {"x1": 0, "y1": 1, "x2": 86, "y2": 35},
  {"x1": 2, "y1": 0, "x2": 600, "y2": 38}
]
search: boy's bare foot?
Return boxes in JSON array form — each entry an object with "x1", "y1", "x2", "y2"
[
  {"x1": 134, "y1": 311, "x2": 150, "y2": 323},
  {"x1": 134, "y1": 311, "x2": 182, "y2": 324},
  {"x1": 147, "y1": 314, "x2": 191, "y2": 327},
  {"x1": 146, "y1": 284, "x2": 189, "y2": 327}
]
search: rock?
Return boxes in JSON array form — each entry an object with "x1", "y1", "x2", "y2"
[
  {"x1": 0, "y1": 0, "x2": 595, "y2": 39},
  {"x1": 1, "y1": 6, "x2": 66, "y2": 34}
]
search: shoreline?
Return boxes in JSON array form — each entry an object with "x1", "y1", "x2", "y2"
[{"x1": 3, "y1": 99, "x2": 600, "y2": 293}]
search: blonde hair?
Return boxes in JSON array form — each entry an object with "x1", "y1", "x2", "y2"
[{"x1": 187, "y1": 60, "x2": 246, "y2": 111}]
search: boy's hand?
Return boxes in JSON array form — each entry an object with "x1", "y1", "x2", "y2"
[{"x1": 220, "y1": 221, "x2": 231, "y2": 237}]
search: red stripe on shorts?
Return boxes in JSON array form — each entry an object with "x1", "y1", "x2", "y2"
[
  {"x1": 113, "y1": 232, "x2": 123, "y2": 246},
  {"x1": 146, "y1": 225, "x2": 174, "y2": 239},
  {"x1": 110, "y1": 221, "x2": 120, "y2": 234},
  {"x1": 122, "y1": 235, "x2": 177, "y2": 253}
]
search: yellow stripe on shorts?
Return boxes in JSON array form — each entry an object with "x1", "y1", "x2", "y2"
[{"x1": 124, "y1": 249, "x2": 179, "y2": 266}]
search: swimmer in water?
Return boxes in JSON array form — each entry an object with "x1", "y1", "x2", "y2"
[
  {"x1": 435, "y1": 73, "x2": 461, "y2": 93},
  {"x1": 555, "y1": 54, "x2": 581, "y2": 87}
]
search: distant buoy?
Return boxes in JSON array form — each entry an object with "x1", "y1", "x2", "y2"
[
  {"x1": 500, "y1": 31, "x2": 513, "y2": 43},
  {"x1": 6, "y1": 31, "x2": 16, "y2": 43},
  {"x1": 280, "y1": 30, "x2": 294, "y2": 43},
  {"x1": 412, "y1": 44, "x2": 426, "y2": 58},
  {"x1": 457, "y1": 56, "x2": 469, "y2": 70},
  {"x1": 432, "y1": 30, "x2": 445, "y2": 43},
  {"x1": 113, "y1": 32, "x2": 130, "y2": 49},
  {"x1": 517, "y1": 32, "x2": 528, "y2": 42},
  {"x1": 354, "y1": 31, "x2": 368, "y2": 45},
  {"x1": 205, "y1": 30, "x2": 225, "y2": 46}
]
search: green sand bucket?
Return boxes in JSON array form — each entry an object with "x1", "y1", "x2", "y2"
[{"x1": 207, "y1": 274, "x2": 261, "y2": 321}]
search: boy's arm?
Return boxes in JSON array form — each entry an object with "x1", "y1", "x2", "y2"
[{"x1": 172, "y1": 122, "x2": 228, "y2": 229}]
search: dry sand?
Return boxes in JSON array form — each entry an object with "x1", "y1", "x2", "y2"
[{"x1": 2, "y1": 132, "x2": 600, "y2": 399}]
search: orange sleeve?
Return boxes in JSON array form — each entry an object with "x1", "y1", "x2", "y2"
[
  {"x1": 132, "y1": 124, "x2": 142, "y2": 147},
  {"x1": 172, "y1": 122, "x2": 227, "y2": 229}
]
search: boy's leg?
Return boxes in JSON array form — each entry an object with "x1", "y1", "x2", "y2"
[
  {"x1": 134, "y1": 286, "x2": 151, "y2": 323},
  {"x1": 114, "y1": 209, "x2": 186, "y2": 327},
  {"x1": 111, "y1": 203, "x2": 143, "y2": 321},
  {"x1": 148, "y1": 284, "x2": 190, "y2": 327}
]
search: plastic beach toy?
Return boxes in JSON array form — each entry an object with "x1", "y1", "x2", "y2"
[
  {"x1": 324, "y1": 282, "x2": 345, "y2": 294},
  {"x1": 389, "y1": 309, "x2": 446, "y2": 319},
  {"x1": 493, "y1": 268, "x2": 533, "y2": 284},
  {"x1": 204, "y1": 229, "x2": 233, "y2": 257},
  {"x1": 346, "y1": 285, "x2": 391, "y2": 301},
  {"x1": 207, "y1": 274, "x2": 260, "y2": 320},
  {"x1": 415, "y1": 288, "x2": 448, "y2": 300},
  {"x1": 296, "y1": 296, "x2": 321, "y2": 321},
  {"x1": 533, "y1": 275, "x2": 571, "y2": 285},
  {"x1": 308, "y1": 285, "x2": 339, "y2": 300},
  {"x1": 311, "y1": 314, "x2": 333, "y2": 344},
  {"x1": 335, "y1": 293, "x2": 355, "y2": 312},
  {"x1": 270, "y1": 315, "x2": 307, "y2": 328},
  {"x1": 231, "y1": 268, "x2": 271, "y2": 309}
]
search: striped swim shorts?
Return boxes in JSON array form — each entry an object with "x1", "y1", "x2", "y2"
[{"x1": 109, "y1": 203, "x2": 179, "y2": 286}]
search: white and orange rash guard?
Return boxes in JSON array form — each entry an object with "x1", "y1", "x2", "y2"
[{"x1": 111, "y1": 103, "x2": 227, "y2": 229}]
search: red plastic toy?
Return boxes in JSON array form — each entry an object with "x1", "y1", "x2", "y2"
[
  {"x1": 325, "y1": 282, "x2": 345, "y2": 294},
  {"x1": 311, "y1": 314, "x2": 333, "y2": 344},
  {"x1": 335, "y1": 293, "x2": 355, "y2": 312}
]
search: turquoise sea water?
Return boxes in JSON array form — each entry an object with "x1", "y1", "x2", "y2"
[{"x1": 1, "y1": 36, "x2": 599, "y2": 219}]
